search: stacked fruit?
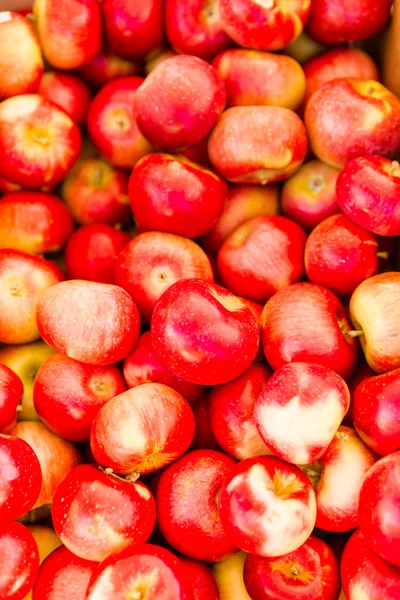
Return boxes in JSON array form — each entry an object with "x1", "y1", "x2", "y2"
[{"x1": 0, "y1": 1, "x2": 400, "y2": 599}]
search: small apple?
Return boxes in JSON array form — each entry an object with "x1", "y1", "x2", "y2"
[{"x1": 38, "y1": 72, "x2": 92, "y2": 127}]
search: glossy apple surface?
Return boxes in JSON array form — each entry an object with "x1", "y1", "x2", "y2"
[
  {"x1": 0, "y1": 522, "x2": 39, "y2": 600},
  {"x1": 38, "y1": 72, "x2": 92, "y2": 127},
  {"x1": 0, "y1": 364, "x2": 23, "y2": 433}
]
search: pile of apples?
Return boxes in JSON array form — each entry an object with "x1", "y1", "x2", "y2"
[{"x1": 2, "y1": 0, "x2": 400, "y2": 598}]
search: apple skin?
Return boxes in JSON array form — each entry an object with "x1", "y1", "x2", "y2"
[
  {"x1": 306, "y1": 0, "x2": 391, "y2": 45},
  {"x1": 219, "y1": 0, "x2": 311, "y2": 51},
  {"x1": 345, "y1": 361, "x2": 375, "y2": 427},
  {"x1": 65, "y1": 223, "x2": 130, "y2": 284},
  {"x1": 219, "y1": 455, "x2": 317, "y2": 557},
  {"x1": 156, "y1": 449, "x2": 238, "y2": 562},
  {"x1": 261, "y1": 283, "x2": 359, "y2": 381},
  {"x1": 102, "y1": 0, "x2": 164, "y2": 59},
  {"x1": 336, "y1": 155, "x2": 400, "y2": 237},
  {"x1": 181, "y1": 135, "x2": 212, "y2": 167},
  {"x1": 191, "y1": 393, "x2": 220, "y2": 450},
  {"x1": 33, "y1": 0, "x2": 101, "y2": 70},
  {"x1": 349, "y1": 272, "x2": 400, "y2": 373},
  {"x1": 208, "y1": 106, "x2": 308, "y2": 184},
  {"x1": 128, "y1": 153, "x2": 227, "y2": 238},
  {"x1": 123, "y1": 331, "x2": 204, "y2": 404},
  {"x1": 38, "y1": 72, "x2": 92, "y2": 127},
  {"x1": 151, "y1": 279, "x2": 259, "y2": 386},
  {"x1": 0, "y1": 11, "x2": 43, "y2": 99},
  {"x1": 33, "y1": 352, "x2": 127, "y2": 442},
  {"x1": 87, "y1": 77, "x2": 154, "y2": 170},
  {"x1": 217, "y1": 215, "x2": 307, "y2": 303},
  {"x1": 243, "y1": 536, "x2": 340, "y2": 600},
  {"x1": 281, "y1": 160, "x2": 340, "y2": 232},
  {"x1": 282, "y1": 31, "x2": 324, "y2": 64},
  {"x1": 302, "y1": 426, "x2": 378, "y2": 532},
  {"x1": 209, "y1": 362, "x2": 272, "y2": 460},
  {"x1": 180, "y1": 558, "x2": 220, "y2": 600},
  {"x1": 0, "y1": 364, "x2": 23, "y2": 433},
  {"x1": 305, "y1": 79, "x2": 400, "y2": 169},
  {"x1": 90, "y1": 383, "x2": 195, "y2": 476},
  {"x1": 0, "y1": 191, "x2": 74, "y2": 255},
  {"x1": 0, "y1": 522, "x2": 39, "y2": 600},
  {"x1": 166, "y1": 0, "x2": 232, "y2": 60},
  {"x1": 27, "y1": 525, "x2": 61, "y2": 565},
  {"x1": 78, "y1": 48, "x2": 140, "y2": 89},
  {"x1": 86, "y1": 544, "x2": 194, "y2": 600},
  {"x1": 254, "y1": 363, "x2": 350, "y2": 465},
  {"x1": 134, "y1": 55, "x2": 226, "y2": 152},
  {"x1": 37, "y1": 279, "x2": 140, "y2": 366},
  {"x1": 305, "y1": 213, "x2": 379, "y2": 297},
  {"x1": 212, "y1": 49, "x2": 306, "y2": 110},
  {"x1": 114, "y1": 231, "x2": 214, "y2": 324},
  {"x1": 200, "y1": 183, "x2": 279, "y2": 253},
  {"x1": 212, "y1": 551, "x2": 252, "y2": 600},
  {"x1": 0, "y1": 94, "x2": 81, "y2": 189}
]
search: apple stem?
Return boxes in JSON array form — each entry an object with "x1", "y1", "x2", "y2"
[
  {"x1": 377, "y1": 251, "x2": 389, "y2": 259},
  {"x1": 347, "y1": 330, "x2": 364, "y2": 338}
]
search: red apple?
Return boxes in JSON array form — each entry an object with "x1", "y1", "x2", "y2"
[
  {"x1": 37, "y1": 279, "x2": 140, "y2": 365},
  {"x1": 219, "y1": 455, "x2": 317, "y2": 556},
  {"x1": 38, "y1": 72, "x2": 92, "y2": 127},
  {"x1": 156, "y1": 449, "x2": 238, "y2": 561},
  {"x1": 123, "y1": 331, "x2": 204, "y2": 404},
  {"x1": 208, "y1": 106, "x2": 308, "y2": 184},
  {"x1": 78, "y1": 48, "x2": 140, "y2": 89},
  {"x1": 212, "y1": 551, "x2": 252, "y2": 600},
  {"x1": 281, "y1": 160, "x2": 340, "y2": 232},
  {"x1": 345, "y1": 361, "x2": 375, "y2": 427},
  {"x1": 33, "y1": 0, "x2": 102, "y2": 70},
  {"x1": 0, "y1": 522, "x2": 39, "y2": 600},
  {"x1": 90, "y1": 383, "x2": 195, "y2": 475},
  {"x1": 191, "y1": 393, "x2": 220, "y2": 450},
  {"x1": 305, "y1": 213, "x2": 380, "y2": 297},
  {"x1": 0, "y1": 365, "x2": 23, "y2": 433},
  {"x1": 336, "y1": 155, "x2": 400, "y2": 237},
  {"x1": 0, "y1": 94, "x2": 81, "y2": 188},
  {"x1": 151, "y1": 279, "x2": 259, "y2": 385},
  {"x1": 65, "y1": 224, "x2": 130, "y2": 284},
  {"x1": 243, "y1": 536, "x2": 340, "y2": 600},
  {"x1": 217, "y1": 215, "x2": 307, "y2": 303},
  {"x1": 307, "y1": 0, "x2": 391, "y2": 45},
  {"x1": 305, "y1": 79, "x2": 400, "y2": 169},
  {"x1": 181, "y1": 558, "x2": 220, "y2": 600},
  {"x1": 219, "y1": 0, "x2": 311, "y2": 51},
  {"x1": 0, "y1": 11, "x2": 43, "y2": 99},
  {"x1": 261, "y1": 283, "x2": 359, "y2": 380},
  {"x1": 102, "y1": 0, "x2": 164, "y2": 59},
  {"x1": 134, "y1": 55, "x2": 226, "y2": 152},
  {"x1": 212, "y1": 49, "x2": 306, "y2": 110},
  {"x1": 128, "y1": 153, "x2": 227, "y2": 238},
  {"x1": 209, "y1": 363, "x2": 272, "y2": 460},
  {"x1": 166, "y1": 0, "x2": 232, "y2": 60},
  {"x1": 114, "y1": 231, "x2": 214, "y2": 324}
]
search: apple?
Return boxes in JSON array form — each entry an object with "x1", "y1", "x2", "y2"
[
  {"x1": 212, "y1": 49, "x2": 306, "y2": 110},
  {"x1": 123, "y1": 331, "x2": 204, "y2": 404},
  {"x1": 102, "y1": 0, "x2": 164, "y2": 59},
  {"x1": 217, "y1": 215, "x2": 307, "y2": 303},
  {"x1": 0, "y1": 522, "x2": 39, "y2": 600},
  {"x1": 349, "y1": 272, "x2": 400, "y2": 373},
  {"x1": 305, "y1": 79, "x2": 400, "y2": 169},
  {"x1": 78, "y1": 48, "x2": 140, "y2": 89},
  {"x1": 166, "y1": 0, "x2": 232, "y2": 60},
  {"x1": 243, "y1": 536, "x2": 340, "y2": 600},
  {"x1": 33, "y1": 353, "x2": 127, "y2": 442},
  {"x1": 0, "y1": 94, "x2": 81, "y2": 188},
  {"x1": 87, "y1": 77, "x2": 154, "y2": 170},
  {"x1": 209, "y1": 362, "x2": 272, "y2": 460},
  {"x1": 37, "y1": 279, "x2": 140, "y2": 366},
  {"x1": 281, "y1": 160, "x2": 340, "y2": 232},
  {"x1": 114, "y1": 231, "x2": 214, "y2": 324},
  {"x1": 61, "y1": 157, "x2": 131, "y2": 227},
  {"x1": 345, "y1": 361, "x2": 375, "y2": 427},
  {"x1": 134, "y1": 55, "x2": 226, "y2": 152},
  {"x1": 129, "y1": 153, "x2": 227, "y2": 238},
  {"x1": 305, "y1": 213, "x2": 380, "y2": 297},
  {"x1": 33, "y1": 0, "x2": 102, "y2": 70},
  {"x1": 32, "y1": 546, "x2": 96, "y2": 600},
  {"x1": 144, "y1": 47, "x2": 178, "y2": 75},
  {"x1": 301, "y1": 426, "x2": 378, "y2": 532},
  {"x1": 151, "y1": 279, "x2": 259, "y2": 385},
  {"x1": 336, "y1": 155, "x2": 400, "y2": 237},
  {"x1": 282, "y1": 31, "x2": 324, "y2": 64},
  {"x1": 0, "y1": 191, "x2": 74, "y2": 255},
  {"x1": 191, "y1": 393, "x2": 220, "y2": 450},
  {"x1": 0, "y1": 11, "x2": 43, "y2": 99},
  {"x1": 26, "y1": 525, "x2": 61, "y2": 564},
  {"x1": 219, "y1": 0, "x2": 311, "y2": 51},
  {"x1": 212, "y1": 552, "x2": 252, "y2": 600},
  {"x1": 0, "y1": 364, "x2": 23, "y2": 433},
  {"x1": 307, "y1": 0, "x2": 391, "y2": 45},
  {"x1": 86, "y1": 544, "x2": 194, "y2": 599},
  {"x1": 38, "y1": 72, "x2": 92, "y2": 127},
  {"x1": 156, "y1": 449, "x2": 238, "y2": 561},
  {"x1": 208, "y1": 106, "x2": 308, "y2": 184},
  {"x1": 90, "y1": 383, "x2": 195, "y2": 475},
  {"x1": 180, "y1": 558, "x2": 220, "y2": 600},
  {"x1": 261, "y1": 283, "x2": 359, "y2": 380},
  {"x1": 219, "y1": 455, "x2": 317, "y2": 556}
]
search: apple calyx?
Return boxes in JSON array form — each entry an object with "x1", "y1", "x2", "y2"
[{"x1": 270, "y1": 557, "x2": 315, "y2": 583}]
